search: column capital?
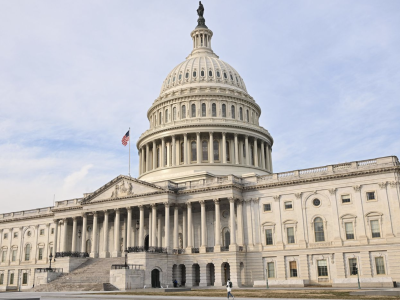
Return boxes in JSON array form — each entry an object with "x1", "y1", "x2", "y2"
[
  {"x1": 273, "y1": 195, "x2": 280, "y2": 201},
  {"x1": 295, "y1": 193, "x2": 302, "y2": 199},
  {"x1": 378, "y1": 182, "x2": 387, "y2": 189},
  {"x1": 196, "y1": 132, "x2": 200, "y2": 136},
  {"x1": 328, "y1": 188, "x2": 336, "y2": 195},
  {"x1": 81, "y1": 212, "x2": 87, "y2": 218},
  {"x1": 251, "y1": 197, "x2": 259, "y2": 203},
  {"x1": 236, "y1": 198, "x2": 244, "y2": 203},
  {"x1": 173, "y1": 203, "x2": 180, "y2": 209},
  {"x1": 186, "y1": 201, "x2": 192, "y2": 208},
  {"x1": 139, "y1": 205, "x2": 144, "y2": 210},
  {"x1": 150, "y1": 203, "x2": 157, "y2": 208},
  {"x1": 234, "y1": 133, "x2": 238, "y2": 137},
  {"x1": 213, "y1": 198, "x2": 220, "y2": 204},
  {"x1": 222, "y1": 132, "x2": 226, "y2": 136},
  {"x1": 92, "y1": 211, "x2": 98, "y2": 217},
  {"x1": 72, "y1": 216, "x2": 78, "y2": 220},
  {"x1": 353, "y1": 185, "x2": 361, "y2": 192},
  {"x1": 199, "y1": 200, "x2": 206, "y2": 205},
  {"x1": 103, "y1": 209, "x2": 109, "y2": 214},
  {"x1": 183, "y1": 133, "x2": 188, "y2": 137},
  {"x1": 244, "y1": 135, "x2": 249, "y2": 139},
  {"x1": 209, "y1": 131, "x2": 214, "y2": 135},
  {"x1": 163, "y1": 202, "x2": 170, "y2": 207},
  {"x1": 114, "y1": 208, "x2": 120, "y2": 213},
  {"x1": 171, "y1": 134, "x2": 176, "y2": 138},
  {"x1": 126, "y1": 206, "x2": 132, "y2": 211},
  {"x1": 228, "y1": 197, "x2": 235, "y2": 203}
]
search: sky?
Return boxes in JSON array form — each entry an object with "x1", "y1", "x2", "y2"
[{"x1": 0, "y1": 0, "x2": 399, "y2": 213}]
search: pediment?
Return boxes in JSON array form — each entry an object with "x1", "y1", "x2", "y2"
[{"x1": 82, "y1": 175, "x2": 165, "y2": 203}]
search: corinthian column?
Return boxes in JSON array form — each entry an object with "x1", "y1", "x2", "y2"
[
  {"x1": 71, "y1": 217, "x2": 77, "y2": 252},
  {"x1": 152, "y1": 141, "x2": 157, "y2": 169},
  {"x1": 209, "y1": 132, "x2": 214, "y2": 163},
  {"x1": 138, "y1": 205, "x2": 144, "y2": 247},
  {"x1": 126, "y1": 207, "x2": 132, "y2": 248},
  {"x1": 254, "y1": 138, "x2": 258, "y2": 167},
  {"x1": 164, "y1": 203, "x2": 170, "y2": 251},
  {"x1": 151, "y1": 204, "x2": 157, "y2": 247},
  {"x1": 245, "y1": 135, "x2": 249, "y2": 165},
  {"x1": 200, "y1": 200, "x2": 207, "y2": 253},
  {"x1": 186, "y1": 202, "x2": 193, "y2": 252},
  {"x1": 260, "y1": 141, "x2": 265, "y2": 169},
  {"x1": 146, "y1": 144, "x2": 150, "y2": 172},
  {"x1": 171, "y1": 135, "x2": 176, "y2": 166},
  {"x1": 222, "y1": 132, "x2": 227, "y2": 163},
  {"x1": 234, "y1": 134, "x2": 239, "y2": 164},
  {"x1": 91, "y1": 212, "x2": 98, "y2": 258},
  {"x1": 101, "y1": 210, "x2": 110, "y2": 258},
  {"x1": 161, "y1": 138, "x2": 165, "y2": 168},
  {"x1": 113, "y1": 208, "x2": 121, "y2": 257},
  {"x1": 197, "y1": 132, "x2": 201, "y2": 163},
  {"x1": 61, "y1": 219, "x2": 68, "y2": 252},
  {"x1": 173, "y1": 205, "x2": 179, "y2": 249},
  {"x1": 214, "y1": 199, "x2": 221, "y2": 252},
  {"x1": 81, "y1": 214, "x2": 87, "y2": 253},
  {"x1": 229, "y1": 198, "x2": 237, "y2": 250},
  {"x1": 183, "y1": 133, "x2": 188, "y2": 165},
  {"x1": 53, "y1": 220, "x2": 59, "y2": 256},
  {"x1": 237, "y1": 199, "x2": 244, "y2": 246}
]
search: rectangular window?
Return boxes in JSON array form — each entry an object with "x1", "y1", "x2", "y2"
[
  {"x1": 3, "y1": 233, "x2": 7, "y2": 239},
  {"x1": 13, "y1": 232, "x2": 18, "y2": 238},
  {"x1": 267, "y1": 262, "x2": 275, "y2": 278},
  {"x1": 366, "y1": 191, "x2": 376, "y2": 201},
  {"x1": 375, "y1": 257, "x2": 385, "y2": 275},
  {"x1": 287, "y1": 227, "x2": 295, "y2": 244},
  {"x1": 0, "y1": 273, "x2": 3, "y2": 285},
  {"x1": 263, "y1": 203, "x2": 271, "y2": 212},
  {"x1": 345, "y1": 222, "x2": 355, "y2": 240},
  {"x1": 22, "y1": 273, "x2": 28, "y2": 285},
  {"x1": 51, "y1": 228, "x2": 54, "y2": 234},
  {"x1": 265, "y1": 229, "x2": 273, "y2": 245},
  {"x1": 289, "y1": 261, "x2": 298, "y2": 277},
  {"x1": 284, "y1": 201, "x2": 293, "y2": 210},
  {"x1": 317, "y1": 260, "x2": 328, "y2": 277},
  {"x1": 40, "y1": 229, "x2": 45, "y2": 236},
  {"x1": 341, "y1": 195, "x2": 351, "y2": 203},
  {"x1": 1, "y1": 251, "x2": 7, "y2": 262},
  {"x1": 38, "y1": 248, "x2": 43, "y2": 260},
  {"x1": 349, "y1": 258, "x2": 358, "y2": 275},
  {"x1": 370, "y1": 220, "x2": 381, "y2": 238},
  {"x1": 12, "y1": 250, "x2": 17, "y2": 262},
  {"x1": 9, "y1": 273, "x2": 14, "y2": 285}
]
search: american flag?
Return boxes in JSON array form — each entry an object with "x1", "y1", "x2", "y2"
[{"x1": 121, "y1": 130, "x2": 130, "y2": 146}]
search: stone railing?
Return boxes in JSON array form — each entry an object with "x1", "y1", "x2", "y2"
[
  {"x1": 127, "y1": 246, "x2": 167, "y2": 254},
  {"x1": 55, "y1": 252, "x2": 89, "y2": 258},
  {"x1": 111, "y1": 264, "x2": 142, "y2": 270},
  {"x1": 0, "y1": 207, "x2": 53, "y2": 221},
  {"x1": 161, "y1": 175, "x2": 244, "y2": 192},
  {"x1": 206, "y1": 247, "x2": 214, "y2": 253},
  {"x1": 35, "y1": 268, "x2": 63, "y2": 273},
  {"x1": 172, "y1": 249, "x2": 185, "y2": 255},
  {"x1": 55, "y1": 198, "x2": 82, "y2": 208}
]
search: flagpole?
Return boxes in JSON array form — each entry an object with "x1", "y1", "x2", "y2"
[{"x1": 129, "y1": 127, "x2": 131, "y2": 177}]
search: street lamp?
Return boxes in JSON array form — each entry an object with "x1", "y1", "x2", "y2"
[
  {"x1": 48, "y1": 252, "x2": 53, "y2": 270},
  {"x1": 266, "y1": 267, "x2": 269, "y2": 289},
  {"x1": 124, "y1": 248, "x2": 128, "y2": 268},
  {"x1": 136, "y1": 220, "x2": 139, "y2": 230},
  {"x1": 354, "y1": 255, "x2": 361, "y2": 289}
]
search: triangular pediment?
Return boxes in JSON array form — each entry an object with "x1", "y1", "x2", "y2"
[{"x1": 82, "y1": 175, "x2": 165, "y2": 203}]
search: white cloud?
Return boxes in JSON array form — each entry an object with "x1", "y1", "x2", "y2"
[{"x1": 63, "y1": 164, "x2": 93, "y2": 192}]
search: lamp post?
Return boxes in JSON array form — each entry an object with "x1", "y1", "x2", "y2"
[
  {"x1": 266, "y1": 267, "x2": 269, "y2": 289},
  {"x1": 124, "y1": 248, "x2": 128, "y2": 268},
  {"x1": 355, "y1": 256, "x2": 361, "y2": 289},
  {"x1": 48, "y1": 252, "x2": 53, "y2": 270}
]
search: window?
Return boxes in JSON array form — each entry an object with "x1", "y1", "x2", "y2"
[
  {"x1": 239, "y1": 107, "x2": 243, "y2": 120},
  {"x1": 178, "y1": 73, "x2": 182, "y2": 80},
  {"x1": 317, "y1": 260, "x2": 328, "y2": 277},
  {"x1": 173, "y1": 76, "x2": 175, "y2": 82},
  {"x1": 193, "y1": 70, "x2": 197, "y2": 77},
  {"x1": 290, "y1": 261, "x2": 298, "y2": 277},
  {"x1": 375, "y1": 257, "x2": 386, "y2": 275},
  {"x1": 222, "y1": 104, "x2": 226, "y2": 117},
  {"x1": 342, "y1": 195, "x2": 351, "y2": 203},
  {"x1": 243, "y1": 143, "x2": 246, "y2": 158},
  {"x1": 156, "y1": 147, "x2": 160, "y2": 168},
  {"x1": 1, "y1": 250, "x2": 7, "y2": 262},
  {"x1": 165, "y1": 109, "x2": 168, "y2": 123},
  {"x1": 22, "y1": 273, "x2": 28, "y2": 285},
  {"x1": 345, "y1": 222, "x2": 355, "y2": 240},
  {"x1": 191, "y1": 141, "x2": 197, "y2": 162},
  {"x1": 51, "y1": 228, "x2": 54, "y2": 235},
  {"x1": 40, "y1": 229, "x2": 45, "y2": 236},
  {"x1": 191, "y1": 104, "x2": 196, "y2": 117},
  {"x1": 246, "y1": 109, "x2": 249, "y2": 122},
  {"x1": 265, "y1": 229, "x2": 273, "y2": 245},
  {"x1": 25, "y1": 244, "x2": 31, "y2": 261},
  {"x1": 367, "y1": 191, "x2": 376, "y2": 201},
  {"x1": 284, "y1": 201, "x2": 293, "y2": 210},
  {"x1": 313, "y1": 199, "x2": 321, "y2": 207},
  {"x1": 12, "y1": 249, "x2": 17, "y2": 262},
  {"x1": 212, "y1": 103, "x2": 216, "y2": 117},
  {"x1": 180, "y1": 142, "x2": 184, "y2": 163},
  {"x1": 231, "y1": 105, "x2": 235, "y2": 119},
  {"x1": 185, "y1": 72, "x2": 189, "y2": 78},
  {"x1": 267, "y1": 262, "x2": 275, "y2": 278},
  {"x1": 349, "y1": 258, "x2": 358, "y2": 275},
  {"x1": 159, "y1": 112, "x2": 162, "y2": 125},
  {"x1": 9, "y1": 273, "x2": 14, "y2": 285},
  {"x1": 38, "y1": 248, "x2": 43, "y2": 260},
  {"x1": 370, "y1": 220, "x2": 381, "y2": 238},
  {"x1": 287, "y1": 227, "x2": 295, "y2": 244},
  {"x1": 0, "y1": 273, "x2": 3, "y2": 285},
  {"x1": 249, "y1": 145, "x2": 254, "y2": 165},
  {"x1": 3, "y1": 233, "x2": 7, "y2": 239},
  {"x1": 213, "y1": 140, "x2": 219, "y2": 161},
  {"x1": 223, "y1": 72, "x2": 227, "y2": 79},
  {"x1": 209, "y1": 70, "x2": 213, "y2": 77},
  {"x1": 263, "y1": 203, "x2": 271, "y2": 212},
  {"x1": 182, "y1": 105, "x2": 186, "y2": 119},
  {"x1": 202, "y1": 141, "x2": 208, "y2": 161},
  {"x1": 226, "y1": 141, "x2": 230, "y2": 161},
  {"x1": 173, "y1": 107, "x2": 176, "y2": 121},
  {"x1": 201, "y1": 70, "x2": 205, "y2": 77},
  {"x1": 216, "y1": 70, "x2": 220, "y2": 77},
  {"x1": 314, "y1": 217, "x2": 325, "y2": 242},
  {"x1": 13, "y1": 232, "x2": 18, "y2": 238},
  {"x1": 230, "y1": 74, "x2": 233, "y2": 80},
  {"x1": 202, "y1": 103, "x2": 206, "y2": 117}
]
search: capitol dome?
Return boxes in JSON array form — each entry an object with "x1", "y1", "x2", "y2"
[{"x1": 137, "y1": 7, "x2": 273, "y2": 183}]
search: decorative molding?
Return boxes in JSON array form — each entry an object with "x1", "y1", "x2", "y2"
[
  {"x1": 389, "y1": 181, "x2": 400, "y2": 188},
  {"x1": 353, "y1": 185, "x2": 361, "y2": 192},
  {"x1": 378, "y1": 182, "x2": 387, "y2": 189},
  {"x1": 295, "y1": 193, "x2": 302, "y2": 199},
  {"x1": 328, "y1": 188, "x2": 336, "y2": 195},
  {"x1": 273, "y1": 195, "x2": 280, "y2": 201}
]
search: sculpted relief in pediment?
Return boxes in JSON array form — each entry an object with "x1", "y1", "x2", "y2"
[{"x1": 110, "y1": 180, "x2": 134, "y2": 199}]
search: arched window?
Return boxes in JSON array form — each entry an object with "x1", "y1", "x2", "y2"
[
  {"x1": 231, "y1": 105, "x2": 235, "y2": 119},
  {"x1": 191, "y1": 141, "x2": 197, "y2": 162},
  {"x1": 222, "y1": 104, "x2": 226, "y2": 118},
  {"x1": 165, "y1": 109, "x2": 168, "y2": 123},
  {"x1": 239, "y1": 107, "x2": 243, "y2": 120},
  {"x1": 226, "y1": 141, "x2": 230, "y2": 162},
  {"x1": 202, "y1": 103, "x2": 206, "y2": 117},
  {"x1": 246, "y1": 109, "x2": 249, "y2": 122},
  {"x1": 212, "y1": 103, "x2": 216, "y2": 117},
  {"x1": 157, "y1": 147, "x2": 160, "y2": 168},
  {"x1": 314, "y1": 217, "x2": 325, "y2": 242},
  {"x1": 201, "y1": 70, "x2": 205, "y2": 77},
  {"x1": 191, "y1": 104, "x2": 196, "y2": 117},
  {"x1": 202, "y1": 140, "x2": 208, "y2": 161},
  {"x1": 213, "y1": 140, "x2": 219, "y2": 161},
  {"x1": 193, "y1": 70, "x2": 197, "y2": 77},
  {"x1": 25, "y1": 244, "x2": 31, "y2": 261},
  {"x1": 185, "y1": 72, "x2": 189, "y2": 79},
  {"x1": 159, "y1": 112, "x2": 162, "y2": 125},
  {"x1": 173, "y1": 107, "x2": 176, "y2": 121},
  {"x1": 208, "y1": 70, "x2": 213, "y2": 77},
  {"x1": 180, "y1": 142, "x2": 184, "y2": 163},
  {"x1": 224, "y1": 72, "x2": 227, "y2": 79},
  {"x1": 182, "y1": 105, "x2": 186, "y2": 119},
  {"x1": 216, "y1": 70, "x2": 221, "y2": 78},
  {"x1": 178, "y1": 73, "x2": 182, "y2": 80}
]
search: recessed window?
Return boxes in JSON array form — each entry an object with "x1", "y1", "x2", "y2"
[
  {"x1": 267, "y1": 262, "x2": 275, "y2": 278},
  {"x1": 193, "y1": 71, "x2": 197, "y2": 77},
  {"x1": 13, "y1": 232, "x2": 18, "y2": 238},
  {"x1": 239, "y1": 107, "x2": 243, "y2": 120},
  {"x1": 231, "y1": 105, "x2": 235, "y2": 119},
  {"x1": 349, "y1": 258, "x2": 358, "y2": 275},
  {"x1": 313, "y1": 199, "x2": 321, "y2": 207},
  {"x1": 1, "y1": 251, "x2": 7, "y2": 262},
  {"x1": 0, "y1": 273, "x2": 4, "y2": 285},
  {"x1": 38, "y1": 248, "x2": 44, "y2": 260},
  {"x1": 209, "y1": 70, "x2": 213, "y2": 77},
  {"x1": 266, "y1": 229, "x2": 273, "y2": 245},
  {"x1": 11, "y1": 249, "x2": 17, "y2": 262},
  {"x1": 213, "y1": 140, "x2": 219, "y2": 161},
  {"x1": 223, "y1": 72, "x2": 227, "y2": 79},
  {"x1": 201, "y1": 70, "x2": 205, "y2": 77},
  {"x1": 375, "y1": 257, "x2": 386, "y2": 275},
  {"x1": 230, "y1": 74, "x2": 233, "y2": 80},
  {"x1": 212, "y1": 103, "x2": 216, "y2": 117},
  {"x1": 22, "y1": 273, "x2": 28, "y2": 285},
  {"x1": 236, "y1": 76, "x2": 239, "y2": 82},
  {"x1": 287, "y1": 227, "x2": 295, "y2": 244},
  {"x1": 27, "y1": 231, "x2": 31, "y2": 237},
  {"x1": 366, "y1": 191, "x2": 376, "y2": 201},
  {"x1": 263, "y1": 203, "x2": 271, "y2": 212},
  {"x1": 40, "y1": 229, "x2": 45, "y2": 236},
  {"x1": 345, "y1": 222, "x2": 355, "y2": 240},
  {"x1": 9, "y1": 273, "x2": 14, "y2": 285},
  {"x1": 178, "y1": 74, "x2": 182, "y2": 80},
  {"x1": 290, "y1": 261, "x2": 298, "y2": 277},
  {"x1": 370, "y1": 220, "x2": 381, "y2": 238},
  {"x1": 202, "y1": 103, "x2": 206, "y2": 117},
  {"x1": 222, "y1": 104, "x2": 226, "y2": 117},
  {"x1": 3, "y1": 233, "x2": 8, "y2": 239},
  {"x1": 25, "y1": 244, "x2": 31, "y2": 261},
  {"x1": 191, "y1": 141, "x2": 197, "y2": 162},
  {"x1": 51, "y1": 228, "x2": 55, "y2": 235},
  {"x1": 87, "y1": 226, "x2": 92, "y2": 232},
  {"x1": 284, "y1": 201, "x2": 293, "y2": 210},
  {"x1": 341, "y1": 195, "x2": 351, "y2": 203},
  {"x1": 191, "y1": 104, "x2": 196, "y2": 117},
  {"x1": 182, "y1": 105, "x2": 186, "y2": 119},
  {"x1": 217, "y1": 71, "x2": 221, "y2": 77},
  {"x1": 173, "y1": 76, "x2": 175, "y2": 82},
  {"x1": 202, "y1": 140, "x2": 208, "y2": 161},
  {"x1": 185, "y1": 72, "x2": 189, "y2": 78},
  {"x1": 317, "y1": 260, "x2": 328, "y2": 277}
]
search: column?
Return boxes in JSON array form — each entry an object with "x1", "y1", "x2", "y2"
[
  {"x1": 138, "y1": 206, "x2": 144, "y2": 247},
  {"x1": 260, "y1": 141, "x2": 265, "y2": 169},
  {"x1": 148, "y1": 209, "x2": 152, "y2": 247},
  {"x1": 245, "y1": 135, "x2": 249, "y2": 165},
  {"x1": 146, "y1": 144, "x2": 150, "y2": 172},
  {"x1": 237, "y1": 199, "x2": 244, "y2": 246},
  {"x1": 164, "y1": 203, "x2": 170, "y2": 251},
  {"x1": 152, "y1": 141, "x2": 157, "y2": 169},
  {"x1": 234, "y1": 134, "x2": 239, "y2": 164},
  {"x1": 182, "y1": 209, "x2": 187, "y2": 249},
  {"x1": 268, "y1": 145, "x2": 273, "y2": 172},
  {"x1": 92, "y1": 212, "x2": 98, "y2": 257},
  {"x1": 81, "y1": 214, "x2": 87, "y2": 253},
  {"x1": 196, "y1": 132, "x2": 201, "y2": 163},
  {"x1": 113, "y1": 208, "x2": 121, "y2": 257},
  {"x1": 222, "y1": 132, "x2": 227, "y2": 163},
  {"x1": 71, "y1": 217, "x2": 78, "y2": 252},
  {"x1": 157, "y1": 213, "x2": 162, "y2": 247},
  {"x1": 151, "y1": 204, "x2": 157, "y2": 247},
  {"x1": 62, "y1": 219, "x2": 68, "y2": 252},
  {"x1": 166, "y1": 142, "x2": 170, "y2": 167},
  {"x1": 183, "y1": 133, "x2": 188, "y2": 165},
  {"x1": 214, "y1": 199, "x2": 221, "y2": 252},
  {"x1": 200, "y1": 200, "x2": 207, "y2": 252},
  {"x1": 253, "y1": 138, "x2": 258, "y2": 167},
  {"x1": 33, "y1": 225, "x2": 39, "y2": 263},
  {"x1": 172, "y1": 135, "x2": 176, "y2": 166},
  {"x1": 161, "y1": 138, "x2": 165, "y2": 168},
  {"x1": 139, "y1": 149, "x2": 142, "y2": 175},
  {"x1": 209, "y1": 132, "x2": 214, "y2": 163},
  {"x1": 101, "y1": 210, "x2": 110, "y2": 258},
  {"x1": 229, "y1": 198, "x2": 237, "y2": 250},
  {"x1": 126, "y1": 207, "x2": 132, "y2": 248},
  {"x1": 173, "y1": 205, "x2": 179, "y2": 249},
  {"x1": 186, "y1": 202, "x2": 193, "y2": 251}
]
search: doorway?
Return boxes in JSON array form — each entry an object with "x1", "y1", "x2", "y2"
[
  {"x1": 86, "y1": 239, "x2": 92, "y2": 254},
  {"x1": 144, "y1": 235, "x2": 149, "y2": 251},
  {"x1": 222, "y1": 262, "x2": 230, "y2": 284},
  {"x1": 151, "y1": 269, "x2": 160, "y2": 288}
]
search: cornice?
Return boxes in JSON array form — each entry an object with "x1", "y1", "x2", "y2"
[
  {"x1": 83, "y1": 190, "x2": 172, "y2": 206},
  {"x1": 0, "y1": 213, "x2": 54, "y2": 224},
  {"x1": 177, "y1": 183, "x2": 243, "y2": 195},
  {"x1": 51, "y1": 206, "x2": 83, "y2": 213}
]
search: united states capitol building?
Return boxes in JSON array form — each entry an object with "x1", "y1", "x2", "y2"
[{"x1": 1, "y1": 3, "x2": 400, "y2": 291}]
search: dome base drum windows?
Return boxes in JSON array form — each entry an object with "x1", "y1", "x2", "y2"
[{"x1": 202, "y1": 103, "x2": 206, "y2": 117}]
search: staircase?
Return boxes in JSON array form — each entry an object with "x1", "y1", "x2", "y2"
[{"x1": 33, "y1": 257, "x2": 125, "y2": 292}]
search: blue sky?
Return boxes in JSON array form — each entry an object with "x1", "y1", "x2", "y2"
[{"x1": 1, "y1": 0, "x2": 399, "y2": 213}]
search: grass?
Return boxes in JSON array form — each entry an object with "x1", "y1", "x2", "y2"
[{"x1": 100, "y1": 289, "x2": 400, "y2": 299}]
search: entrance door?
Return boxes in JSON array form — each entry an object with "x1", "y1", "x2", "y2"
[
  {"x1": 151, "y1": 269, "x2": 160, "y2": 288},
  {"x1": 224, "y1": 230, "x2": 230, "y2": 248},
  {"x1": 144, "y1": 235, "x2": 149, "y2": 251},
  {"x1": 86, "y1": 239, "x2": 92, "y2": 254},
  {"x1": 223, "y1": 263, "x2": 230, "y2": 284}
]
